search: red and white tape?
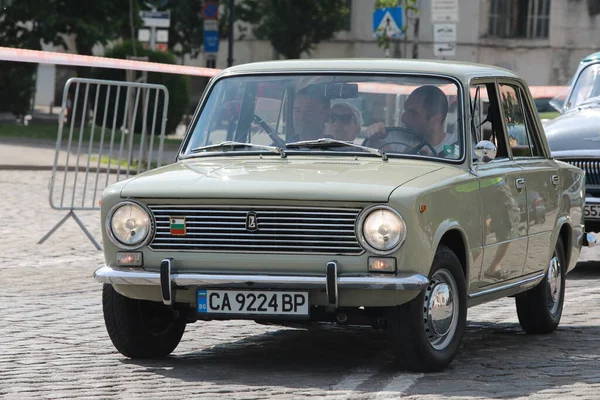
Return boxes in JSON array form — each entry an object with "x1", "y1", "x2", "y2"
[{"x1": 0, "y1": 46, "x2": 221, "y2": 77}]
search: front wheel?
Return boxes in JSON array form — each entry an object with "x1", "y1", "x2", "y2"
[
  {"x1": 515, "y1": 237, "x2": 566, "y2": 333},
  {"x1": 387, "y1": 245, "x2": 467, "y2": 372},
  {"x1": 102, "y1": 284, "x2": 187, "y2": 358}
]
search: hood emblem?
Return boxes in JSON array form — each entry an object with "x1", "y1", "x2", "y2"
[
  {"x1": 169, "y1": 217, "x2": 186, "y2": 236},
  {"x1": 245, "y1": 212, "x2": 258, "y2": 231}
]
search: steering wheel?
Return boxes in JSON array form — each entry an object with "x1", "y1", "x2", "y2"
[
  {"x1": 252, "y1": 114, "x2": 287, "y2": 148},
  {"x1": 362, "y1": 126, "x2": 437, "y2": 156}
]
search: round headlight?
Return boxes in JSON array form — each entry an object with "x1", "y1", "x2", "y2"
[
  {"x1": 107, "y1": 202, "x2": 151, "y2": 248},
  {"x1": 358, "y1": 206, "x2": 406, "y2": 254}
]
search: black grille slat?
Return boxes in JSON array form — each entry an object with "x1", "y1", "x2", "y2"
[
  {"x1": 149, "y1": 206, "x2": 363, "y2": 254},
  {"x1": 561, "y1": 159, "x2": 600, "y2": 186}
]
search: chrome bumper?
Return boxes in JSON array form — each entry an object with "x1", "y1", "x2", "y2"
[
  {"x1": 95, "y1": 259, "x2": 429, "y2": 307},
  {"x1": 583, "y1": 232, "x2": 598, "y2": 247},
  {"x1": 93, "y1": 265, "x2": 429, "y2": 291}
]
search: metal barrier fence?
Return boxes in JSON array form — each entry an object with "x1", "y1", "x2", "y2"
[{"x1": 38, "y1": 77, "x2": 170, "y2": 250}]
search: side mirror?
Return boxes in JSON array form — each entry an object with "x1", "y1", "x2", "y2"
[{"x1": 474, "y1": 140, "x2": 497, "y2": 163}]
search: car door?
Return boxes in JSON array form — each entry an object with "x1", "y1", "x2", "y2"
[
  {"x1": 471, "y1": 81, "x2": 529, "y2": 287},
  {"x1": 497, "y1": 81, "x2": 560, "y2": 276}
]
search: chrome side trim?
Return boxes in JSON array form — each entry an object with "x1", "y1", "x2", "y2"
[
  {"x1": 469, "y1": 273, "x2": 545, "y2": 298},
  {"x1": 93, "y1": 265, "x2": 429, "y2": 291}
]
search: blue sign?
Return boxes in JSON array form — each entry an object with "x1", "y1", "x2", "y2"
[
  {"x1": 204, "y1": 30, "x2": 219, "y2": 53},
  {"x1": 373, "y1": 7, "x2": 403, "y2": 38},
  {"x1": 202, "y1": 1, "x2": 219, "y2": 20}
]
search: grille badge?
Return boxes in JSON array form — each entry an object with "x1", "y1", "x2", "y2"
[
  {"x1": 245, "y1": 212, "x2": 258, "y2": 231},
  {"x1": 169, "y1": 217, "x2": 186, "y2": 236}
]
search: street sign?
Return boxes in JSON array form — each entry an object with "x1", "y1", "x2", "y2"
[
  {"x1": 433, "y1": 23, "x2": 456, "y2": 43},
  {"x1": 431, "y1": 0, "x2": 459, "y2": 22},
  {"x1": 373, "y1": 7, "x2": 403, "y2": 38},
  {"x1": 140, "y1": 10, "x2": 171, "y2": 28},
  {"x1": 204, "y1": 20, "x2": 218, "y2": 31},
  {"x1": 138, "y1": 29, "x2": 150, "y2": 42},
  {"x1": 202, "y1": 1, "x2": 219, "y2": 20},
  {"x1": 156, "y1": 29, "x2": 169, "y2": 43},
  {"x1": 204, "y1": 30, "x2": 219, "y2": 53},
  {"x1": 434, "y1": 42, "x2": 456, "y2": 57}
]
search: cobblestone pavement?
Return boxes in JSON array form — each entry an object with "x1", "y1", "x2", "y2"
[{"x1": 2, "y1": 170, "x2": 600, "y2": 399}]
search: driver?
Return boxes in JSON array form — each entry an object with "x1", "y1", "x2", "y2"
[{"x1": 365, "y1": 85, "x2": 458, "y2": 158}]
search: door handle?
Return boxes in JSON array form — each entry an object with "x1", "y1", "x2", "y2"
[
  {"x1": 551, "y1": 175, "x2": 560, "y2": 186},
  {"x1": 515, "y1": 178, "x2": 526, "y2": 190}
]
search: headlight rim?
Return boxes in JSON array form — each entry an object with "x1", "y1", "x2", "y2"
[
  {"x1": 356, "y1": 205, "x2": 406, "y2": 255},
  {"x1": 105, "y1": 200, "x2": 154, "y2": 250}
]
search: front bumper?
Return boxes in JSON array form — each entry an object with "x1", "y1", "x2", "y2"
[{"x1": 94, "y1": 260, "x2": 429, "y2": 307}]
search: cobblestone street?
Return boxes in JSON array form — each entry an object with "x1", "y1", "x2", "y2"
[{"x1": 2, "y1": 170, "x2": 600, "y2": 399}]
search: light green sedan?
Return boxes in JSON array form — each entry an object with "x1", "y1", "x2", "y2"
[{"x1": 94, "y1": 59, "x2": 594, "y2": 372}]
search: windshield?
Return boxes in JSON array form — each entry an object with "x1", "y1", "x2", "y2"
[
  {"x1": 182, "y1": 74, "x2": 463, "y2": 160},
  {"x1": 564, "y1": 63, "x2": 600, "y2": 110}
]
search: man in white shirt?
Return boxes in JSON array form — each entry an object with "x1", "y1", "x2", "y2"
[{"x1": 366, "y1": 85, "x2": 458, "y2": 158}]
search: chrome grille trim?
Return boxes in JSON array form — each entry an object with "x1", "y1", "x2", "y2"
[
  {"x1": 149, "y1": 205, "x2": 364, "y2": 254},
  {"x1": 561, "y1": 159, "x2": 600, "y2": 186}
]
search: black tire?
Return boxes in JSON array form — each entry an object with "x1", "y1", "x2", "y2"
[
  {"x1": 102, "y1": 284, "x2": 187, "y2": 358},
  {"x1": 387, "y1": 245, "x2": 467, "y2": 372},
  {"x1": 515, "y1": 237, "x2": 566, "y2": 334}
]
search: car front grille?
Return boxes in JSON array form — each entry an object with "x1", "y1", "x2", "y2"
[
  {"x1": 148, "y1": 205, "x2": 364, "y2": 255},
  {"x1": 561, "y1": 159, "x2": 600, "y2": 186}
]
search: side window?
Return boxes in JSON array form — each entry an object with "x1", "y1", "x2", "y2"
[
  {"x1": 470, "y1": 82, "x2": 508, "y2": 159},
  {"x1": 498, "y1": 84, "x2": 541, "y2": 158}
]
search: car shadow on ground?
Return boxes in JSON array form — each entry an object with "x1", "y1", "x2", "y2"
[
  {"x1": 568, "y1": 260, "x2": 600, "y2": 280},
  {"x1": 121, "y1": 318, "x2": 600, "y2": 397}
]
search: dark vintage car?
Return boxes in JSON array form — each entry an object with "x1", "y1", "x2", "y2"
[{"x1": 544, "y1": 52, "x2": 600, "y2": 232}]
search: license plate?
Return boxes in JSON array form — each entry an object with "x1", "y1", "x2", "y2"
[
  {"x1": 197, "y1": 289, "x2": 309, "y2": 316},
  {"x1": 585, "y1": 204, "x2": 600, "y2": 219}
]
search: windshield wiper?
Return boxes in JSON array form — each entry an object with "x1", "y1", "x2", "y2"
[
  {"x1": 576, "y1": 95, "x2": 600, "y2": 108},
  {"x1": 286, "y1": 138, "x2": 388, "y2": 161},
  {"x1": 190, "y1": 141, "x2": 286, "y2": 158}
]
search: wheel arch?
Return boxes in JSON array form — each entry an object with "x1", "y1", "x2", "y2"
[
  {"x1": 558, "y1": 222, "x2": 572, "y2": 271},
  {"x1": 436, "y1": 227, "x2": 469, "y2": 281}
]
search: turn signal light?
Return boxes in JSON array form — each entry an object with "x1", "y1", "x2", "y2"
[
  {"x1": 117, "y1": 252, "x2": 143, "y2": 266},
  {"x1": 368, "y1": 257, "x2": 396, "y2": 273}
]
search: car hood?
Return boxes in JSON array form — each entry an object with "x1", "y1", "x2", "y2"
[
  {"x1": 545, "y1": 107, "x2": 600, "y2": 153},
  {"x1": 120, "y1": 157, "x2": 443, "y2": 202}
]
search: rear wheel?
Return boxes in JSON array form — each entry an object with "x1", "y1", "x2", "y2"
[
  {"x1": 102, "y1": 284, "x2": 187, "y2": 358},
  {"x1": 387, "y1": 245, "x2": 467, "y2": 372},
  {"x1": 515, "y1": 237, "x2": 566, "y2": 333}
]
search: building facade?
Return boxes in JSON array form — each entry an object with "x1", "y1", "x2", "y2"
[{"x1": 192, "y1": 0, "x2": 600, "y2": 86}]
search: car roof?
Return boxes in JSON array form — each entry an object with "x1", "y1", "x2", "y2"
[
  {"x1": 583, "y1": 52, "x2": 600, "y2": 63},
  {"x1": 217, "y1": 59, "x2": 519, "y2": 82}
]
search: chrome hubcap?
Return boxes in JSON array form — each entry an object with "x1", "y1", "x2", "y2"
[
  {"x1": 423, "y1": 269, "x2": 458, "y2": 350},
  {"x1": 547, "y1": 255, "x2": 562, "y2": 314}
]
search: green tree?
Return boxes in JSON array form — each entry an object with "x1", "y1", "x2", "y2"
[
  {"x1": 0, "y1": 0, "x2": 51, "y2": 116},
  {"x1": 0, "y1": 0, "x2": 129, "y2": 78},
  {"x1": 93, "y1": 40, "x2": 191, "y2": 135},
  {"x1": 166, "y1": 0, "x2": 205, "y2": 60},
  {"x1": 236, "y1": 0, "x2": 350, "y2": 59}
]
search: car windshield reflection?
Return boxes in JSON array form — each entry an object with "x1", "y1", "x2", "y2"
[
  {"x1": 182, "y1": 74, "x2": 463, "y2": 161},
  {"x1": 565, "y1": 63, "x2": 600, "y2": 110}
]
